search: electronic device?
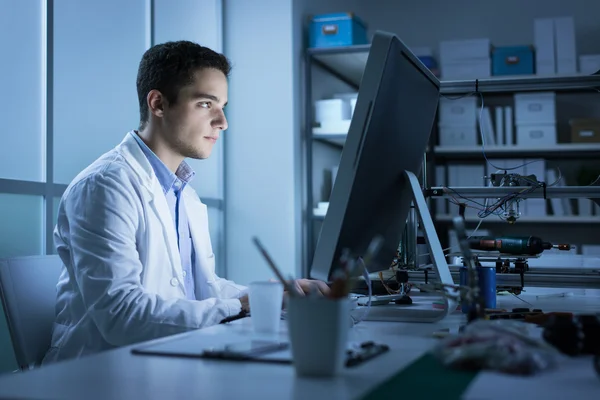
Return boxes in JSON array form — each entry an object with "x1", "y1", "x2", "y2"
[
  {"x1": 309, "y1": 31, "x2": 456, "y2": 322},
  {"x1": 468, "y1": 235, "x2": 571, "y2": 256}
]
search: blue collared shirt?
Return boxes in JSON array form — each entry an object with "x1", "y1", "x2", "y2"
[{"x1": 132, "y1": 131, "x2": 196, "y2": 300}]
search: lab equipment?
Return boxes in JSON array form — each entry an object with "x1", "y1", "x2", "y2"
[
  {"x1": 433, "y1": 319, "x2": 561, "y2": 375},
  {"x1": 543, "y1": 313, "x2": 600, "y2": 356},
  {"x1": 469, "y1": 235, "x2": 571, "y2": 255},
  {"x1": 454, "y1": 216, "x2": 486, "y2": 322},
  {"x1": 459, "y1": 265, "x2": 496, "y2": 311}
]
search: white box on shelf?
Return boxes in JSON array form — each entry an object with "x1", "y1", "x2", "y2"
[
  {"x1": 440, "y1": 39, "x2": 491, "y2": 63},
  {"x1": 579, "y1": 54, "x2": 600, "y2": 74},
  {"x1": 516, "y1": 124, "x2": 557, "y2": 146},
  {"x1": 441, "y1": 59, "x2": 491, "y2": 80},
  {"x1": 554, "y1": 17, "x2": 577, "y2": 74},
  {"x1": 438, "y1": 124, "x2": 478, "y2": 146},
  {"x1": 314, "y1": 99, "x2": 350, "y2": 123},
  {"x1": 534, "y1": 18, "x2": 556, "y2": 75},
  {"x1": 504, "y1": 106, "x2": 514, "y2": 145},
  {"x1": 514, "y1": 92, "x2": 556, "y2": 124},
  {"x1": 438, "y1": 97, "x2": 478, "y2": 126}
]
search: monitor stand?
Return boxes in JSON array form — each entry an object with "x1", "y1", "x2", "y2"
[{"x1": 358, "y1": 170, "x2": 458, "y2": 323}]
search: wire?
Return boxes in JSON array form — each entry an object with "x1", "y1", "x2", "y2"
[
  {"x1": 442, "y1": 91, "x2": 543, "y2": 172},
  {"x1": 351, "y1": 258, "x2": 372, "y2": 326}
]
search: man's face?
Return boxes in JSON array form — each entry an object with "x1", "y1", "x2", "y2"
[{"x1": 161, "y1": 68, "x2": 228, "y2": 160}]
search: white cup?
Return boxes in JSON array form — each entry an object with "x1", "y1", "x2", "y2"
[
  {"x1": 248, "y1": 281, "x2": 284, "y2": 334},
  {"x1": 286, "y1": 296, "x2": 351, "y2": 377}
]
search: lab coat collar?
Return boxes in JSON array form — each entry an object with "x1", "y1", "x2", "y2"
[
  {"x1": 115, "y1": 132, "x2": 187, "y2": 294},
  {"x1": 116, "y1": 132, "x2": 157, "y2": 193}
]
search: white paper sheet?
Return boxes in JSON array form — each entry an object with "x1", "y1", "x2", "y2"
[{"x1": 464, "y1": 355, "x2": 600, "y2": 399}]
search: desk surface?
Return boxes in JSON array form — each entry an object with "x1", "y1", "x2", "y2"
[{"x1": 0, "y1": 294, "x2": 599, "y2": 400}]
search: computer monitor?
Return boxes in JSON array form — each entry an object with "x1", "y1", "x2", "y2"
[{"x1": 310, "y1": 31, "x2": 441, "y2": 282}]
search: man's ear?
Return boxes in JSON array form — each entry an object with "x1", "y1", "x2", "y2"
[{"x1": 147, "y1": 89, "x2": 165, "y2": 118}]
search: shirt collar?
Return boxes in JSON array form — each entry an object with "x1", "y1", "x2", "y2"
[{"x1": 131, "y1": 131, "x2": 195, "y2": 194}]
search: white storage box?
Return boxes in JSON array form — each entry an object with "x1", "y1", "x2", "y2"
[
  {"x1": 554, "y1": 17, "x2": 577, "y2": 74},
  {"x1": 440, "y1": 39, "x2": 491, "y2": 63},
  {"x1": 516, "y1": 124, "x2": 557, "y2": 146},
  {"x1": 441, "y1": 59, "x2": 491, "y2": 80},
  {"x1": 534, "y1": 18, "x2": 556, "y2": 75},
  {"x1": 438, "y1": 97, "x2": 478, "y2": 126},
  {"x1": 579, "y1": 54, "x2": 600, "y2": 74},
  {"x1": 514, "y1": 92, "x2": 556, "y2": 124},
  {"x1": 438, "y1": 124, "x2": 478, "y2": 147},
  {"x1": 314, "y1": 99, "x2": 350, "y2": 123}
]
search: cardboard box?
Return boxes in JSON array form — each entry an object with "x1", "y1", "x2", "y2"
[
  {"x1": 309, "y1": 12, "x2": 368, "y2": 48},
  {"x1": 570, "y1": 119, "x2": 600, "y2": 143},
  {"x1": 492, "y1": 46, "x2": 535, "y2": 76}
]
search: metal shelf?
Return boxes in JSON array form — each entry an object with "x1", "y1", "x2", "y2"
[
  {"x1": 312, "y1": 133, "x2": 346, "y2": 148},
  {"x1": 434, "y1": 215, "x2": 600, "y2": 224},
  {"x1": 434, "y1": 143, "x2": 600, "y2": 159},
  {"x1": 307, "y1": 44, "x2": 600, "y2": 93},
  {"x1": 440, "y1": 73, "x2": 600, "y2": 94},
  {"x1": 308, "y1": 45, "x2": 370, "y2": 88},
  {"x1": 303, "y1": 43, "x2": 600, "y2": 277}
]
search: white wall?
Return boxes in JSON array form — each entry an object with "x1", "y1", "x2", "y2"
[
  {"x1": 222, "y1": 0, "x2": 362, "y2": 285},
  {"x1": 223, "y1": 0, "x2": 298, "y2": 284}
]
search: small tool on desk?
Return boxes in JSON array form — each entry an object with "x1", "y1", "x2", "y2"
[
  {"x1": 468, "y1": 235, "x2": 571, "y2": 256},
  {"x1": 219, "y1": 310, "x2": 249, "y2": 324}
]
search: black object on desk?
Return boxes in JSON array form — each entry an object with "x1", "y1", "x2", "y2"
[
  {"x1": 132, "y1": 339, "x2": 389, "y2": 368},
  {"x1": 219, "y1": 310, "x2": 249, "y2": 324}
]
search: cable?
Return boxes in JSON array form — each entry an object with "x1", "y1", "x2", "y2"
[
  {"x1": 442, "y1": 91, "x2": 543, "y2": 173},
  {"x1": 351, "y1": 258, "x2": 372, "y2": 326}
]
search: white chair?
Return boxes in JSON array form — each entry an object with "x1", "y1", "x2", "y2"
[{"x1": 0, "y1": 255, "x2": 62, "y2": 370}]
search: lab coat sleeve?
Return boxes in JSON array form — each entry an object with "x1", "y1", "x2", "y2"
[
  {"x1": 215, "y1": 277, "x2": 248, "y2": 299},
  {"x1": 61, "y1": 171, "x2": 242, "y2": 347}
]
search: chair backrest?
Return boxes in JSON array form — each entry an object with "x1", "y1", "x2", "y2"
[{"x1": 0, "y1": 255, "x2": 63, "y2": 369}]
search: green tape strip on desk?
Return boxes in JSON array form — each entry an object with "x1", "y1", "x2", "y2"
[{"x1": 359, "y1": 352, "x2": 478, "y2": 400}]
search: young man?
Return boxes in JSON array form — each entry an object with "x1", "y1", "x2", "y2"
[{"x1": 43, "y1": 41, "x2": 329, "y2": 364}]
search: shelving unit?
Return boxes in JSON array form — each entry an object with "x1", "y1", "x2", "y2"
[{"x1": 303, "y1": 43, "x2": 600, "y2": 277}]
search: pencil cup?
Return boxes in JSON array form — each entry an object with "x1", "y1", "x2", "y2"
[
  {"x1": 249, "y1": 281, "x2": 284, "y2": 334},
  {"x1": 286, "y1": 296, "x2": 352, "y2": 377}
]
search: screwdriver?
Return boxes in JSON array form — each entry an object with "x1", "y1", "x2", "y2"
[{"x1": 468, "y1": 236, "x2": 571, "y2": 256}]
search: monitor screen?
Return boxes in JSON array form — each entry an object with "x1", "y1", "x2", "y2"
[{"x1": 310, "y1": 31, "x2": 441, "y2": 282}]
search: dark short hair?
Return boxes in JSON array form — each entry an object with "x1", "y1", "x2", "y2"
[{"x1": 136, "y1": 41, "x2": 231, "y2": 130}]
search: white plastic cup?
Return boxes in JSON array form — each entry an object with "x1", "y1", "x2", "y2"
[
  {"x1": 248, "y1": 281, "x2": 284, "y2": 334},
  {"x1": 286, "y1": 296, "x2": 351, "y2": 377}
]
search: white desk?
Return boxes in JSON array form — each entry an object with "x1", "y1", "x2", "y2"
[{"x1": 0, "y1": 294, "x2": 598, "y2": 400}]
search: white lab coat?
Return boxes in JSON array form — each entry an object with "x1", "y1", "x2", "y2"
[{"x1": 43, "y1": 132, "x2": 246, "y2": 364}]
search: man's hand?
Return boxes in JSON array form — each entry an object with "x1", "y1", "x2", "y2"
[
  {"x1": 288, "y1": 279, "x2": 331, "y2": 297},
  {"x1": 239, "y1": 294, "x2": 250, "y2": 313}
]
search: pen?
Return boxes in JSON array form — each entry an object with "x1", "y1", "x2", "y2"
[
  {"x1": 252, "y1": 236, "x2": 299, "y2": 296},
  {"x1": 219, "y1": 310, "x2": 249, "y2": 324}
]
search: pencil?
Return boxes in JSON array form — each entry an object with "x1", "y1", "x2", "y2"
[{"x1": 251, "y1": 236, "x2": 299, "y2": 296}]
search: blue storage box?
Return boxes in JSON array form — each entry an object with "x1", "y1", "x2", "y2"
[
  {"x1": 309, "y1": 12, "x2": 368, "y2": 48},
  {"x1": 492, "y1": 46, "x2": 535, "y2": 76}
]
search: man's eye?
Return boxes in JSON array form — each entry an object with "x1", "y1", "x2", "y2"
[{"x1": 199, "y1": 102, "x2": 210, "y2": 108}]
